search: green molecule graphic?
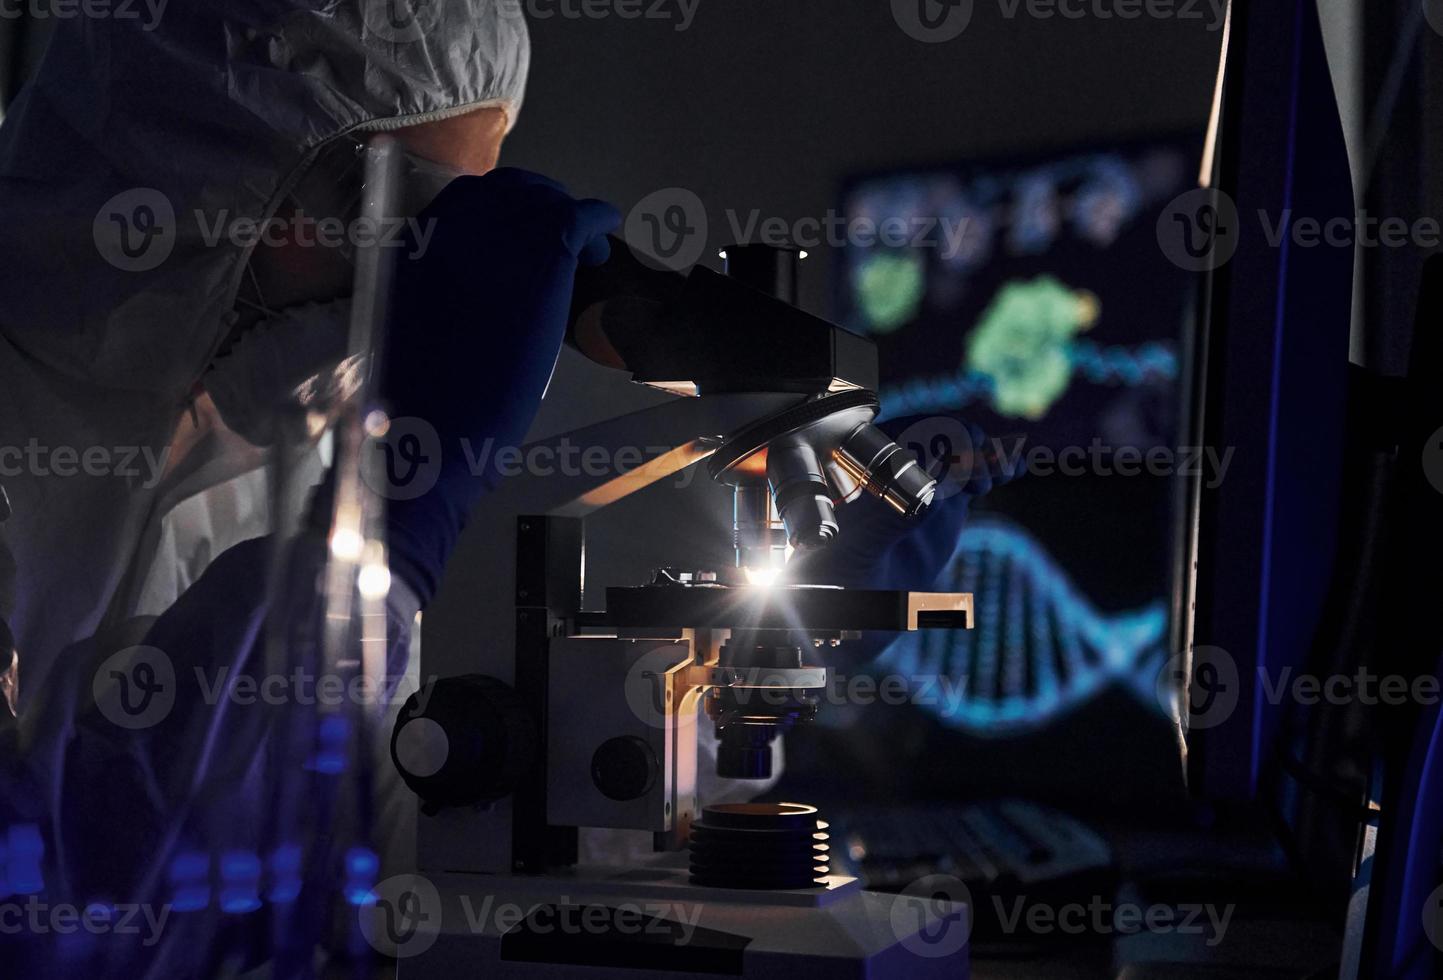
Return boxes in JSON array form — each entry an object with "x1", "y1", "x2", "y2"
[
  {"x1": 965, "y1": 276, "x2": 1099, "y2": 419},
  {"x1": 854, "y1": 251, "x2": 926, "y2": 334}
]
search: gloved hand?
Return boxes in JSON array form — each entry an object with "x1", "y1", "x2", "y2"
[
  {"x1": 788, "y1": 414, "x2": 1018, "y2": 591},
  {"x1": 786, "y1": 414, "x2": 1017, "y2": 671},
  {"x1": 377, "y1": 169, "x2": 621, "y2": 603}
]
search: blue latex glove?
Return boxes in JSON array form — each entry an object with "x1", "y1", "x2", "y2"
[
  {"x1": 377, "y1": 169, "x2": 620, "y2": 603},
  {"x1": 788, "y1": 415, "x2": 1017, "y2": 668},
  {"x1": 790, "y1": 415, "x2": 1015, "y2": 591}
]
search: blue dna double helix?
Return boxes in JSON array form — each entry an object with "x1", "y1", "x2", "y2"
[
  {"x1": 877, "y1": 518, "x2": 1168, "y2": 735},
  {"x1": 1068, "y1": 339, "x2": 1179, "y2": 388},
  {"x1": 876, "y1": 339, "x2": 1178, "y2": 421}
]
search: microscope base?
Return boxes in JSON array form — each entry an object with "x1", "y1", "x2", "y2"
[{"x1": 402, "y1": 864, "x2": 969, "y2": 979}]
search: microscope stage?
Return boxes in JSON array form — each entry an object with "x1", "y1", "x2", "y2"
[{"x1": 592, "y1": 584, "x2": 974, "y2": 633}]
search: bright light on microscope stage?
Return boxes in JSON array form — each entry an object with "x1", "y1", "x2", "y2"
[{"x1": 744, "y1": 566, "x2": 781, "y2": 588}]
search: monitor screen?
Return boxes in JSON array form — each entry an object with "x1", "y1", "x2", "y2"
[{"x1": 779, "y1": 136, "x2": 1203, "y2": 810}]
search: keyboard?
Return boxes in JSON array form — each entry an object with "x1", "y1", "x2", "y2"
[{"x1": 829, "y1": 799, "x2": 1116, "y2": 937}]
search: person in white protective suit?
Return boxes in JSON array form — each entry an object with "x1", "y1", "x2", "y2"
[
  {"x1": 0, "y1": 2, "x2": 616, "y2": 974},
  {"x1": 0, "y1": 0, "x2": 532, "y2": 696}
]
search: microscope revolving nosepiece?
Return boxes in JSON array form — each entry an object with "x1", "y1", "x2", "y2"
[{"x1": 709, "y1": 389, "x2": 938, "y2": 571}]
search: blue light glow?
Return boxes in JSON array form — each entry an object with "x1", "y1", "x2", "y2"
[
  {"x1": 342, "y1": 846, "x2": 379, "y2": 906},
  {"x1": 267, "y1": 844, "x2": 303, "y2": 904},
  {"x1": 308, "y1": 714, "x2": 350, "y2": 774},
  {"x1": 877, "y1": 518, "x2": 1168, "y2": 735},
  {"x1": 168, "y1": 850, "x2": 211, "y2": 912},
  {"x1": 219, "y1": 850, "x2": 262, "y2": 914},
  {"x1": 4, "y1": 823, "x2": 45, "y2": 894}
]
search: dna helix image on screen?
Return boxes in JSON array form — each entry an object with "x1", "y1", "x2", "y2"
[
  {"x1": 845, "y1": 149, "x2": 1188, "y2": 425},
  {"x1": 875, "y1": 517, "x2": 1170, "y2": 736},
  {"x1": 837, "y1": 139, "x2": 1197, "y2": 739},
  {"x1": 874, "y1": 273, "x2": 1180, "y2": 422}
]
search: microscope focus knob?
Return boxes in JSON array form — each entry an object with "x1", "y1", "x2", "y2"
[
  {"x1": 591, "y1": 736, "x2": 659, "y2": 802},
  {"x1": 390, "y1": 675, "x2": 538, "y2": 812}
]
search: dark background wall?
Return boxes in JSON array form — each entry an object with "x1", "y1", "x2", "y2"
[{"x1": 507, "y1": 0, "x2": 1223, "y2": 324}]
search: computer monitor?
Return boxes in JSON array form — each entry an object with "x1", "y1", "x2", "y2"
[{"x1": 776, "y1": 135, "x2": 1205, "y2": 811}]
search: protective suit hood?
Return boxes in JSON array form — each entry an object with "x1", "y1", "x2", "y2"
[
  {"x1": 0, "y1": 1, "x2": 530, "y2": 697},
  {"x1": 1, "y1": 0, "x2": 529, "y2": 392}
]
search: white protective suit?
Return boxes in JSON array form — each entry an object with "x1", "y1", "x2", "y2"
[
  {"x1": 0, "y1": 0, "x2": 530, "y2": 703},
  {"x1": 0, "y1": 0, "x2": 773, "y2": 912}
]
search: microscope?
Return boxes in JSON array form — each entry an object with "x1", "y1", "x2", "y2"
[{"x1": 387, "y1": 241, "x2": 974, "y2": 976}]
